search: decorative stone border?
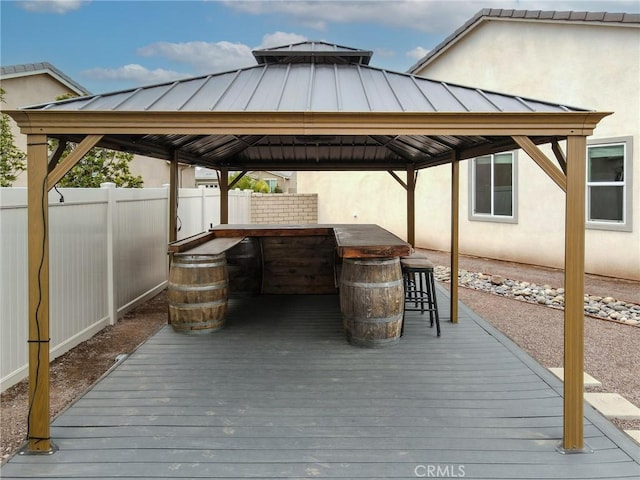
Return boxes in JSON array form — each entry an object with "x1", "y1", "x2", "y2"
[{"x1": 434, "y1": 266, "x2": 640, "y2": 326}]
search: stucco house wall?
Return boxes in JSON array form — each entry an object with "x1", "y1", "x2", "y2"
[
  {"x1": 298, "y1": 13, "x2": 640, "y2": 280},
  {"x1": 1, "y1": 64, "x2": 195, "y2": 188},
  {"x1": 1, "y1": 72, "x2": 83, "y2": 186}
]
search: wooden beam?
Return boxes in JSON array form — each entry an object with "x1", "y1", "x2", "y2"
[
  {"x1": 450, "y1": 152, "x2": 460, "y2": 324},
  {"x1": 563, "y1": 135, "x2": 587, "y2": 452},
  {"x1": 26, "y1": 135, "x2": 52, "y2": 452},
  {"x1": 512, "y1": 135, "x2": 566, "y2": 192},
  {"x1": 219, "y1": 167, "x2": 229, "y2": 224},
  {"x1": 47, "y1": 140, "x2": 67, "y2": 174},
  {"x1": 228, "y1": 170, "x2": 248, "y2": 189},
  {"x1": 47, "y1": 134, "x2": 103, "y2": 190},
  {"x1": 169, "y1": 151, "x2": 178, "y2": 243},
  {"x1": 387, "y1": 170, "x2": 407, "y2": 190},
  {"x1": 406, "y1": 165, "x2": 416, "y2": 247},
  {"x1": 552, "y1": 139, "x2": 567, "y2": 175},
  {"x1": 8, "y1": 110, "x2": 611, "y2": 137}
]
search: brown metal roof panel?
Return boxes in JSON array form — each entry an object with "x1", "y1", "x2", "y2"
[
  {"x1": 146, "y1": 77, "x2": 209, "y2": 110},
  {"x1": 310, "y1": 65, "x2": 340, "y2": 111},
  {"x1": 245, "y1": 65, "x2": 290, "y2": 111},
  {"x1": 210, "y1": 67, "x2": 267, "y2": 110},
  {"x1": 336, "y1": 67, "x2": 371, "y2": 111},
  {"x1": 68, "y1": 92, "x2": 137, "y2": 111},
  {"x1": 445, "y1": 85, "x2": 501, "y2": 112},
  {"x1": 385, "y1": 75, "x2": 436, "y2": 112},
  {"x1": 413, "y1": 81, "x2": 471, "y2": 112},
  {"x1": 111, "y1": 84, "x2": 177, "y2": 110},
  {"x1": 278, "y1": 65, "x2": 313, "y2": 110},
  {"x1": 358, "y1": 67, "x2": 402, "y2": 111},
  {"x1": 179, "y1": 71, "x2": 241, "y2": 110}
]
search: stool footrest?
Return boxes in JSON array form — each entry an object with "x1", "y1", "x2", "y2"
[{"x1": 401, "y1": 265, "x2": 441, "y2": 337}]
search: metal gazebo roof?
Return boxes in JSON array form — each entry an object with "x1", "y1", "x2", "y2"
[
  {"x1": 13, "y1": 41, "x2": 600, "y2": 172},
  {"x1": 7, "y1": 40, "x2": 611, "y2": 454}
]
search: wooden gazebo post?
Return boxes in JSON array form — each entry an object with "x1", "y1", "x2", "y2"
[
  {"x1": 563, "y1": 135, "x2": 588, "y2": 451},
  {"x1": 169, "y1": 151, "x2": 178, "y2": 242},
  {"x1": 219, "y1": 167, "x2": 229, "y2": 224},
  {"x1": 450, "y1": 152, "x2": 460, "y2": 324},
  {"x1": 406, "y1": 164, "x2": 416, "y2": 247},
  {"x1": 26, "y1": 134, "x2": 52, "y2": 453}
]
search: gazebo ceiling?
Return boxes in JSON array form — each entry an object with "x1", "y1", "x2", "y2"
[{"x1": 9, "y1": 41, "x2": 606, "y2": 171}]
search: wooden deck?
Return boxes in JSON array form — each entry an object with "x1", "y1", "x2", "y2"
[{"x1": 3, "y1": 290, "x2": 639, "y2": 479}]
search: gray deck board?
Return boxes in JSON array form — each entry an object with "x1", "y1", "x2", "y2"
[{"x1": 2, "y1": 292, "x2": 638, "y2": 479}]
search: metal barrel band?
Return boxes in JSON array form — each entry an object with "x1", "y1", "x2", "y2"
[
  {"x1": 168, "y1": 281, "x2": 227, "y2": 291},
  {"x1": 169, "y1": 299, "x2": 227, "y2": 309},
  {"x1": 171, "y1": 261, "x2": 226, "y2": 268},
  {"x1": 341, "y1": 279, "x2": 403, "y2": 288},
  {"x1": 345, "y1": 314, "x2": 403, "y2": 324}
]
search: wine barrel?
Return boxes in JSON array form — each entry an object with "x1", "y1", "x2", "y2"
[
  {"x1": 226, "y1": 237, "x2": 263, "y2": 296},
  {"x1": 168, "y1": 254, "x2": 228, "y2": 334},
  {"x1": 339, "y1": 257, "x2": 404, "y2": 347}
]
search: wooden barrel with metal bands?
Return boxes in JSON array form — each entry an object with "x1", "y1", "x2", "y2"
[
  {"x1": 339, "y1": 257, "x2": 404, "y2": 347},
  {"x1": 168, "y1": 254, "x2": 228, "y2": 334}
]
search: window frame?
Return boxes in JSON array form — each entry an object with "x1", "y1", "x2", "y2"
[
  {"x1": 468, "y1": 151, "x2": 518, "y2": 224},
  {"x1": 586, "y1": 136, "x2": 633, "y2": 232}
]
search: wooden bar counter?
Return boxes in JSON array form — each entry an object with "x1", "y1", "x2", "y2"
[{"x1": 168, "y1": 224, "x2": 411, "y2": 346}]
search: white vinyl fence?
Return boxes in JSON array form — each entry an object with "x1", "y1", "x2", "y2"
[
  {"x1": 0, "y1": 186, "x2": 251, "y2": 391},
  {"x1": 176, "y1": 188, "x2": 252, "y2": 239}
]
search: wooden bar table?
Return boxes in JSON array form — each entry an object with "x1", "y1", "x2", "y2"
[{"x1": 168, "y1": 224, "x2": 412, "y2": 346}]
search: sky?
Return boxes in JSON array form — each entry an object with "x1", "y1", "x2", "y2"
[{"x1": 1, "y1": 0, "x2": 639, "y2": 94}]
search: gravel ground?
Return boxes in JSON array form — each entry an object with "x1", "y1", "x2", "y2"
[
  {"x1": 2, "y1": 253, "x2": 639, "y2": 462},
  {"x1": 419, "y1": 249, "x2": 640, "y2": 436}
]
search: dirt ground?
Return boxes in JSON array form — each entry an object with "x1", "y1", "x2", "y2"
[
  {"x1": 2, "y1": 252, "x2": 639, "y2": 461},
  {"x1": 1, "y1": 293, "x2": 168, "y2": 461}
]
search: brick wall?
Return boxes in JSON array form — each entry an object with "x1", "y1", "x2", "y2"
[{"x1": 251, "y1": 193, "x2": 318, "y2": 224}]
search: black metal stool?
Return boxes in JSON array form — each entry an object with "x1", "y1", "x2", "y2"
[{"x1": 401, "y1": 255, "x2": 441, "y2": 337}]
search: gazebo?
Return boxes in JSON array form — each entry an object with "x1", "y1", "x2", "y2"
[{"x1": 7, "y1": 41, "x2": 609, "y2": 454}]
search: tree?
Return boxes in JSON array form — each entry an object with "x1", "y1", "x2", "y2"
[
  {"x1": 53, "y1": 141, "x2": 143, "y2": 188},
  {"x1": 253, "y1": 179, "x2": 270, "y2": 193},
  {"x1": 229, "y1": 172, "x2": 255, "y2": 190},
  {"x1": 0, "y1": 88, "x2": 27, "y2": 186},
  {"x1": 51, "y1": 93, "x2": 143, "y2": 188},
  {"x1": 228, "y1": 172, "x2": 272, "y2": 193}
]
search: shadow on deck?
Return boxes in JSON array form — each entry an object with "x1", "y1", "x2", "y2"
[{"x1": 2, "y1": 290, "x2": 639, "y2": 479}]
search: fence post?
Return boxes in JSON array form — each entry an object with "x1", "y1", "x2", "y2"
[
  {"x1": 101, "y1": 182, "x2": 117, "y2": 325},
  {"x1": 201, "y1": 186, "x2": 207, "y2": 232}
]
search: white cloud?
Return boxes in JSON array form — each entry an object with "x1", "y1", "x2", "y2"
[
  {"x1": 374, "y1": 47, "x2": 396, "y2": 58},
  {"x1": 222, "y1": 1, "x2": 479, "y2": 34},
  {"x1": 260, "y1": 32, "x2": 308, "y2": 49},
  {"x1": 81, "y1": 64, "x2": 190, "y2": 85},
  {"x1": 222, "y1": 0, "x2": 640, "y2": 34},
  {"x1": 81, "y1": 31, "x2": 308, "y2": 88},
  {"x1": 135, "y1": 33, "x2": 308, "y2": 74},
  {"x1": 406, "y1": 46, "x2": 430, "y2": 61},
  {"x1": 137, "y1": 41, "x2": 255, "y2": 73},
  {"x1": 18, "y1": 0, "x2": 88, "y2": 14}
]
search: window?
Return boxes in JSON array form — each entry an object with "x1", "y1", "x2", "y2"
[
  {"x1": 587, "y1": 138, "x2": 632, "y2": 231},
  {"x1": 470, "y1": 152, "x2": 517, "y2": 222},
  {"x1": 265, "y1": 179, "x2": 277, "y2": 193}
]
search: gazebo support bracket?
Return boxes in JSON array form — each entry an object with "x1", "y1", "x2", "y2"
[
  {"x1": 512, "y1": 135, "x2": 566, "y2": 191},
  {"x1": 47, "y1": 134, "x2": 103, "y2": 190},
  {"x1": 552, "y1": 139, "x2": 568, "y2": 175}
]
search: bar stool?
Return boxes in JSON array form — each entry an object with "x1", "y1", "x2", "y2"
[{"x1": 400, "y1": 254, "x2": 441, "y2": 337}]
